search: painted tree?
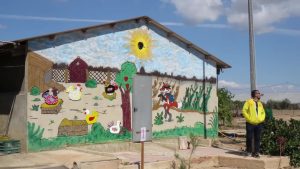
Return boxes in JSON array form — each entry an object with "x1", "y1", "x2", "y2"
[{"x1": 115, "y1": 61, "x2": 137, "y2": 131}]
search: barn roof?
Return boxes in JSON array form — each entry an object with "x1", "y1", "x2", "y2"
[{"x1": 14, "y1": 16, "x2": 231, "y2": 69}]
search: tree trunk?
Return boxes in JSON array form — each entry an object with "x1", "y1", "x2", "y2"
[{"x1": 121, "y1": 88, "x2": 131, "y2": 131}]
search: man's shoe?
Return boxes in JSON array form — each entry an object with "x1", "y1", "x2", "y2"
[
  {"x1": 251, "y1": 153, "x2": 260, "y2": 158},
  {"x1": 243, "y1": 151, "x2": 251, "y2": 157}
]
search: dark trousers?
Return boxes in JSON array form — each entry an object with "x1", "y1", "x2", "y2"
[{"x1": 246, "y1": 122, "x2": 262, "y2": 153}]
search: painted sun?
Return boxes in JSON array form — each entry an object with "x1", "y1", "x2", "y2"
[{"x1": 128, "y1": 29, "x2": 152, "y2": 60}]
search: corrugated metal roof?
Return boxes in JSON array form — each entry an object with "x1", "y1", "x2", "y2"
[{"x1": 13, "y1": 16, "x2": 231, "y2": 69}]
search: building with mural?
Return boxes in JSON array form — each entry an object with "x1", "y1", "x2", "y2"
[{"x1": 0, "y1": 16, "x2": 230, "y2": 152}]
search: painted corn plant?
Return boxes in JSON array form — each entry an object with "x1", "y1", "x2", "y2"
[
  {"x1": 28, "y1": 122, "x2": 44, "y2": 150},
  {"x1": 207, "y1": 108, "x2": 218, "y2": 138},
  {"x1": 181, "y1": 84, "x2": 212, "y2": 112}
]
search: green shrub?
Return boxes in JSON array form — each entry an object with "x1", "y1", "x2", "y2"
[
  {"x1": 265, "y1": 108, "x2": 273, "y2": 120},
  {"x1": 85, "y1": 79, "x2": 97, "y2": 88},
  {"x1": 30, "y1": 86, "x2": 41, "y2": 96},
  {"x1": 176, "y1": 113, "x2": 185, "y2": 123},
  {"x1": 154, "y1": 111, "x2": 164, "y2": 125},
  {"x1": 261, "y1": 118, "x2": 300, "y2": 167}
]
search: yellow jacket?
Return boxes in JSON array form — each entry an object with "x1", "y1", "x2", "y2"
[{"x1": 242, "y1": 99, "x2": 266, "y2": 125}]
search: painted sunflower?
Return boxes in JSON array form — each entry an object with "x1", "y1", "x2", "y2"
[{"x1": 128, "y1": 29, "x2": 152, "y2": 60}]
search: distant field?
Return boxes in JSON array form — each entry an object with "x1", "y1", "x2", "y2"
[{"x1": 273, "y1": 109, "x2": 300, "y2": 121}]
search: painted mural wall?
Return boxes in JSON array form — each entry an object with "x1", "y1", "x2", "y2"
[{"x1": 26, "y1": 21, "x2": 218, "y2": 151}]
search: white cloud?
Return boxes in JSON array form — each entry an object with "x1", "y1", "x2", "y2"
[
  {"x1": 273, "y1": 28, "x2": 300, "y2": 36},
  {"x1": 219, "y1": 80, "x2": 248, "y2": 89},
  {"x1": 226, "y1": 0, "x2": 300, "y2": 34},
  {"x1": 163, "y1": 0, "x2": 300, "y2": 35},
  {"x1": 163, "y1": 0, "x2": 224, "y2": 24},
  {"x1": 0, "y1": 14, "x2": 231, "y2": 30},
  {"x1": 219, "y1": 80, "x2": 300, "y2": 103}
]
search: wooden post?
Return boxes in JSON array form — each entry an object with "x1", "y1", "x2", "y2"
[
  {"x1": 64, "y1": 69, "x2": 69, "y2": 83},
  {"x1": 141, "y1": 141, "x2": 144, "y2": 169},
  {"x1": 86, "y1": 69, "x2": 89, "y2": 81}
]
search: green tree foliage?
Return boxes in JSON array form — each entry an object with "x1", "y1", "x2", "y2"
[
  {"x1": 115, "y1": 61, "x2": 137, "y2": 92},
  {"x1": 233, "y1": 100, "x2": 244, "y2": 110},
  {"x1": 217, "y1": 88, "x2": 234, "y2": 125},
  {"x1": 265, "y1": 98, "x2": 299, "y2": 110},
  {"x1": 115, "y1": 61, "x2": 137, "y2": 130}
]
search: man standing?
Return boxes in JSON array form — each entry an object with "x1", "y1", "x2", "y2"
[{"x1": 242, "y1": 90, "x2": 265, "y2": 157}]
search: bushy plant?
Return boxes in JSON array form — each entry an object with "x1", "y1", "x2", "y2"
[
  {"x1": 32, "y1": 104, "x2": 39, "y2": 111},
  {"x1": 261, "y1": 118, "x2": 300, "y2": 167},
  {"x1": 173, "y1": 133, "x2": 201, "y2": 169},
  {"x1": 217, "y1": 88, "x2": 234, "y2": 125},
  {"x1": 154, "y1": 111, "x2": 164, "y2": 125},
  {"x1": 30, "y1": 86, "x2": 41, "y2": 96},
  {"x1": 85, "y1": 79, "x2": 97, "y2": 88}
]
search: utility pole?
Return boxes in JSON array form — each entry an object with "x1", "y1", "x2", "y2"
[{"x1": 248, "y1": 0, "x2": 256, "y2": 91}]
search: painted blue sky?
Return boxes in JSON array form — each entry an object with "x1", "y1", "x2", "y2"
[{"x1": 0, "y1": 0, "x2": 299, "y2": 102}]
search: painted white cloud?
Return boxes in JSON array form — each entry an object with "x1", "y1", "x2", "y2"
[
  {"x1": 219, "y1": 80, "x2": 300, "y2": 103},
  {"x1": 164, "y1": 0, "x2": 223, "y2": 24}
]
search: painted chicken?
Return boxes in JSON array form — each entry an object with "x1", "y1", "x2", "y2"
[
  {"x1": 66, "y1": 84, "x2": 82, "y2": 101},
  {"x1": 84, "y1": 109, "x2": 99, "y2": 125},
  {"x1": 109, "y1": 121, "x2": 121, "y2": 134}
]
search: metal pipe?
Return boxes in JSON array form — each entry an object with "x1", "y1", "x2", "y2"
[
  {"x1": 248, "y1": 0, "x2": 256, "y2": 91},
  {"x1": 5, "y1": 95, "x2": 16, "y2": 136},
  {"x1": 203, "y1": 60, "x2": 207, "y2": 139}
]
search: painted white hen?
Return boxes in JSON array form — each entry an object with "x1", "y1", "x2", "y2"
[{"x1": 66, "y1": 84, "x2": 82, "y2": 101}]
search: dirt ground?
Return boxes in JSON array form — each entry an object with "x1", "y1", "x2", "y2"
[{"x1": 273, "y1": 109, "x2": 300, "y2": 121}]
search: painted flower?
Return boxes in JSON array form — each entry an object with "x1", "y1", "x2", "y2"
[{"x1": 128, "y1": 29, "x2": 152, "y2": 60}]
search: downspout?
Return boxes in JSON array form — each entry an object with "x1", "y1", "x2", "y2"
[
  {"x1": 217, "y1": 67, "x2": 221, "y2": 90},
  {"x1": 203, "y1": 59, "x2": 207, "y2": 139}
]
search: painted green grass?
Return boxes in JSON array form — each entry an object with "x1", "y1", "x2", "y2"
[
  {"x1": 153, "y1": 120, "x2": 218, "y2": 139},
  {"x1": 28, "y1": 122, "x2": 131, "y2": 152},
  {"x1": 28, "y1": 112, "x2": 218, "y2": 152}
]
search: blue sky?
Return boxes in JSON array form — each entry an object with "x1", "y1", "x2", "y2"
[{"x1": 0, "y1": 0, "x2": 299, "y2": 102}]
